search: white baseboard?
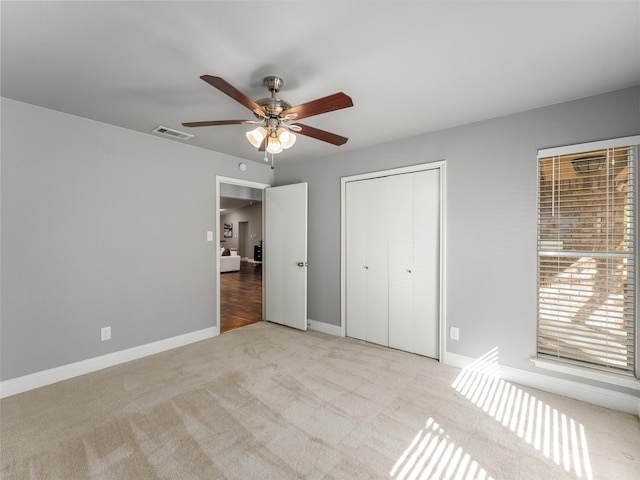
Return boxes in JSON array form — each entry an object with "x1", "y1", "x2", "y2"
[
  {"x1": 0, "y1": 327, "x2": 217, "y2": 399},
  {"x1": 307, "y1": 319, "x2": 342, "y2": 337},
  {"x1": 444, "y1": 351, "x2": 640, "y2": 417}
]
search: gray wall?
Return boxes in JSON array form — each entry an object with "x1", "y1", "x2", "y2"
[
  {"x1": 274, "y1": 87, "x2": 640, "y2": 385},
  {"x1": 0, "y1": 98, "x2": 274, "y2": 380},
  {"x1": 3, "y1": 88, "x2": 639, "y2": 391},
  {"x1": 220, "y1": 202, "x2": 263, "y2": 257}
]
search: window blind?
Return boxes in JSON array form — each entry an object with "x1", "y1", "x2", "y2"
[{"x1": 537, "y1": 142, "x2": 636, "y2": 375}]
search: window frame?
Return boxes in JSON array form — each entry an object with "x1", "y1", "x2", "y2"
[{"x1": 534, "y1": 135, "x2": 640, "y2": 385}]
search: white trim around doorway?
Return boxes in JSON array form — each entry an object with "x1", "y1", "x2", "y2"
[{"x1": 216, "y1": 176, "x2": 271, "y2": 336}]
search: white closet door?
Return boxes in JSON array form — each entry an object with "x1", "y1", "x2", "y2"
[
  {"x1": 345, "y1": 177, "x2": 388, "y2": 346},
  {"x1": 412, "y1": 169, "x2": 440, "y2": 358},
  {"x1": 364, "y1": 177, "x2": 389, "y2": 346},
  {"x1": 345, "y1": 180, "x2": 368, "y2": 340},
  {"x1": 346, "y1": 167, "x2": 440, "y2": 358},
  {"x1": 388, "y1": 173, "x2": 415, "y2": 352},
  {"x1": 388, "y1": 170, "x2": 440, "y2": 358}
]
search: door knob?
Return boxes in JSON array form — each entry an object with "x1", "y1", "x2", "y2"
[
  {"x1": 297, "y1": 261, "x2": 308, "y2": 267},
  {"x1": 407, "y1": 269, "x2": 412, "y2": 273},
  {"x1": 364, "y1": 265, "x2": 369, "y2": 269}
]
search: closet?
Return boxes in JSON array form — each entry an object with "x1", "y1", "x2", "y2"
[{"x1": 345, "y1": 167, "x2": 441, "y2": 359}]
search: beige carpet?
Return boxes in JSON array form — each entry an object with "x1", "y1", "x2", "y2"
[{"x1": 1, "y1": 322, "x2": 638, "y2": 479}]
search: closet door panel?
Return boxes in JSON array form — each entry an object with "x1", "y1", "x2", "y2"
[
  {"x1": 364, "y1": 177, "x2": 389, "y2": 346},
  {"x1": 412, "y1": 169, "x2": 440, "y2": 358},
  {"x1": 345, "y1": 181, "x2": 368, "y2": 341},
  {"x1": 388, "y1": 173, "x2": 414, "y2": 352}
]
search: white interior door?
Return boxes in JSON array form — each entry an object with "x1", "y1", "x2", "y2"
[{"x1": 264, "y1": 183, "x2": 308, "y2": 330}]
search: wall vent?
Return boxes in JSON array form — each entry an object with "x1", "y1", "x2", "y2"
[{"x1": 152, "y1": 126, "x2": 194, "y2": 140}]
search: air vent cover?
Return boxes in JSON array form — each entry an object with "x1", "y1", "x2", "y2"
[{"x1": 152, "y1": 126, "x2": 194, "y2": 140}]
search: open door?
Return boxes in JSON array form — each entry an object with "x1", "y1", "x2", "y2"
[{"x1": 264, "y1": 183, "x2": 308, "y2": 330}]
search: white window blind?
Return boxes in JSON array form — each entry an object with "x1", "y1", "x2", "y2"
[{"x1": 537, "y1": 138, "x2": 637, "y2": 376}]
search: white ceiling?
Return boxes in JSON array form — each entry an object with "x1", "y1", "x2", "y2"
[{"x1": 2, "y1": 1, "x2": 639, "y2": 166}]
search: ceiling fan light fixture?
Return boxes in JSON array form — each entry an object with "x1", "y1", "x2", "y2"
[
  {"x1": 266, "y1": 136, "x2": 283, "y2": 154},
  {"x1": 277, "y1": 128, "x2": 296, "y2": 150},
  {"x1": 246, "y1": 126, "x2": 267, "y2": 148}
]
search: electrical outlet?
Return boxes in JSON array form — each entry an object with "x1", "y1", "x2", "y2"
[
  {"x1": 101, "y1": 326, "x2": 111, "y2": 341},
  {"x1": 450, "y1": 326, "x2": 460, "y2": 341}
]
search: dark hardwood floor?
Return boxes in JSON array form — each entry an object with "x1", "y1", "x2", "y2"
[{"x1": 220, "y1": 261, "x2": 262, "y2": 333}]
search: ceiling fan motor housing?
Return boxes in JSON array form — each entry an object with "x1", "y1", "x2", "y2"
[{"x1": 255, "y1": 97, "x2": 292, "y2": 118}]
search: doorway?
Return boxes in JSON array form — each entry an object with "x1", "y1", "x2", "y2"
[
  {"x1": 238, "y1": 221, "x2": 249, "y2": 259},
  {"x1": 219, "y1": 260, "x2": 263, "y2": 333},
  {"x1": 217, "y1": 176, "x2": 269, "y2": 335}
]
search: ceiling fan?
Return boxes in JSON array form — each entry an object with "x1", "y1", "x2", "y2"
[{"x1": 182, "y1": 75, "x2": 353, "y2": 156}]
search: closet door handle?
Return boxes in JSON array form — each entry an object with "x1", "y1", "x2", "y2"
[
  {"x1": 364, "y1": 265, "x2": 369, "y2": 269},
  {"x1": 407, "y1": 269, "x2": 412, "y2": 273},
  {"x1": 297, "y1": 261, "x2": 308, "y2": 267}
]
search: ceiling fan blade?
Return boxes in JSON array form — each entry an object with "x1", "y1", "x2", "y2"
[
  {"x1": 282, "y1": 92, "x2": 353, "y2": 121},
  {"x1": 182, "y1": 120, "x2": 260, "y2": 127},
  {"x1": 292, "y1": 123, "x2": 349, "y2": 146},
  {"x1": 201, "y1": 75, "x2": 266, "y2": 116}
]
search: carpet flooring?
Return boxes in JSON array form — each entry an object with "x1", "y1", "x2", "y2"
[{"x1": 1, "y1": 322, "x2": 638, "y2": 479}]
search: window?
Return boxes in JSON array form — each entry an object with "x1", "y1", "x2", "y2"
[{"x1": 537, "y1": 136, "x2": 638, "y2": 377}]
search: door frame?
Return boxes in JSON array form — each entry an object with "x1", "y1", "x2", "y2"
[
  {"x1": 216, "y1": 176, "x2": 270, "y2": 336},
  {"x1": 340, "y1": 161, "x2": 447, "y2": 360}
]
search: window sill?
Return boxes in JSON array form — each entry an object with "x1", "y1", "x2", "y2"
[{"x1": 530, "y1": 357, "x2": 640, "y2": 391}]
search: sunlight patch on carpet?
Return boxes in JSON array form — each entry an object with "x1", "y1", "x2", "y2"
[
  {"x1": 390, "y1": 417, "x2": 494, "y2": 480},
  {"x1": 451, "y1": 347, "x2": 593, "y2": 480}
]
